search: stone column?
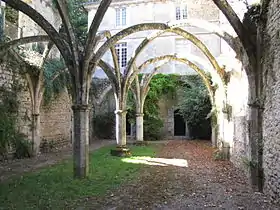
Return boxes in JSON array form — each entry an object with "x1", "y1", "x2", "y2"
[
  {"x1": 136, "y1": 113, "x2": 144, "y2": 142},
  {"x1": 31, "y1": 113, "x2": 41, "y2": 155},
  {"x1": 72, "y1": 104, "x2": 90, "y2": 178},
  {"x1": 115, "y1": 109, "x2": 127, "y2": 146},
  {"x1": 111, "y1": 109, "x2": 131, "y2": 156}
]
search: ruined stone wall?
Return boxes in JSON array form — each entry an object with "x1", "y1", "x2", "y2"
[
  {"x1": 0, "y1": 62, "x2": 32, "y2": 139},
  {"x1": 262, "y1": 0, "x2": 280, "y2": 203},
  {"x1": 0, "y1": 61, "x2": 73, "y2": 147},
  {"x1": 40, "y1": 90, "x2": 72, "y2": 146}
]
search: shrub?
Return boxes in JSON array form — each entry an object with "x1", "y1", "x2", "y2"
[
  {"x1": 92, "y1": 112, "x2": 115, "y2": 139},
  {"x1": 12, "y1": 133, "x2": 33, "y2": 159},
  {"x1": 177, "y1": 75, "x2": 212, "y2": 140}
]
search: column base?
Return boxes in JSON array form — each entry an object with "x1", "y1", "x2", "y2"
[
  {"x1": 133, "y1": 141, "x2": 149, "y2": 146},
  {"x1": 110, "y1": 146, "x2": 131, "y2": 157}
]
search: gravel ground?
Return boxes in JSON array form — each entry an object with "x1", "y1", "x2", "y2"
[{"x1": 81, "y1": 140, "x2": 280, "y2": 210}]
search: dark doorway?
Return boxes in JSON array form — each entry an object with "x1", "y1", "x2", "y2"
[
  {"x1": 126, "y1": 115, "x2": 131, "y2": 135},
  {"x1": 174, "y1": 109, "x2": 186, "y2": 136}
]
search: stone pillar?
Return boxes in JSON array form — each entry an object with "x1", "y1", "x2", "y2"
[
  {"x1": 136, "y1": 113, "x2": 144, "y2": 142},
  {"x1": 31, "y1": 113, "x2": 41, "y2": 155},
  {"x1": 111, "y1": 110, "x2": 131, "y2": 156},
  {"x1": 72, "y1": 104, "x2": 90, "y2": 178},
  {"x1": 114, "y1": 109, "x2": 127, "y2": 146}
]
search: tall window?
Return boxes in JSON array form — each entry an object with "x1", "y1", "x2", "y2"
[
  {"x1": 176, "y1": 5, "x2": 187, "y2": 20},
  {"x1": 115, "y1": 43, "x2": 127, "y2": 68},
  {"x1": 116, "y1": 7, "x2": 126, "y2": 26}
]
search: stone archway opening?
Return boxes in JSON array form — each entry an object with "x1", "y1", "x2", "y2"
[{"x1": 173, "y1": 109, "x2": 186, "y2": 137}]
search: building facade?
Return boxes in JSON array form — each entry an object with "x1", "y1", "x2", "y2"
[{"x1": 85, "y1": 0, "x2": 224, "y2": 78}]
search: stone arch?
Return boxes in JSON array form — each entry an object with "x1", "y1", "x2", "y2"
[
  {"x1": 134, "y1": 54, "x2": 217, "y2": 143},
  {"x1": 138, "y1": 55, "x2": 214, "y2": 105},
  {"x1": 94, "y1": 23, "x2": 225, "y2": 84},
  {"x1": 123, "y1": 27, "x2": 226, "y2": 97}
]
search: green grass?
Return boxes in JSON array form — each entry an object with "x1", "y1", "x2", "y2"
[{"x1": 0, "y1": 145, "x2": 158, "y2": 210}]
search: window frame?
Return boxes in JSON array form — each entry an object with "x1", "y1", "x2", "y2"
[
  {"x1": 116, "y1": 7, "x2": 127, "y2": 27},
  {"x1": 175, "y1": 5, "x2": 188, "y2": 20},
  {"x1": 115, "y1": 42, "x2": 127, "y2": 68}
]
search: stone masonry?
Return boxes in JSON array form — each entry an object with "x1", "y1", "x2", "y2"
[{"x1": 262, "y1": 0, "x2": 280, "y2": 203}]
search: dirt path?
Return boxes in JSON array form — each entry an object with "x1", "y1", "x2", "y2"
[
  {"x1": 82, "y1": 140, "x2": 279, "y2": 210},
  {"x1": 0, "y1": 140, "x2": 114, "y2": 181}
]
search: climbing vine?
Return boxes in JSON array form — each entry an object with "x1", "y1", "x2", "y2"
[
  {"x1": 43, "y1": 58, "x2": 70, "y2": 106},
  {"x1": 0, "y1": 79, "x2": 32, "y2": 160}
]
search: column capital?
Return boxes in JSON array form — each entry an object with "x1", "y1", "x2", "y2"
[
  {"x1": 114, "y1": 109, "x2": 127, "y2": 114},
  {"x1": 136, "y1": 113, "x2": 144, "y2": 117}
]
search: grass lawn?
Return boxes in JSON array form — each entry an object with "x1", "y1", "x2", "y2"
[{"x1": 0, "y1": 145, "x2": 158, "y2": 210}]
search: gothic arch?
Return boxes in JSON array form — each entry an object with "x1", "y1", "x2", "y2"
[{"x1": 137, "y1": 55, "x2": 214, "y2": 105}]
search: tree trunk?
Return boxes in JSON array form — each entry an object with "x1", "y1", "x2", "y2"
[
  {"x1": 72, "y1": 104, "x2": 90, "y2": 178},
  {"x1": 136, "y1": 113, "x2": 144, "y2": 142},
  {"x1": 115, "y1": 109, "x2": 127, "y2": 146}
]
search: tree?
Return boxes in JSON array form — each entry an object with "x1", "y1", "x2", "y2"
[{"x1": 177, "y1": 75, "x2": 212, "y2": 139}]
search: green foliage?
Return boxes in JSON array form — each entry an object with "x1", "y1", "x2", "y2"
[
  {"x1": 43, "y1": 58, "x2": 70, "y2": 106},
  {"x1": 177, "y1": 75, "x2": 212, "y2": 139},
  {"x1": 12, "y1": 133, "x2": 33, "y2": 159},
  {"x1": 128, "y1": 74, "x2": 180, "y2": 140},
  {"x1": 4, "y1": 5, "x2": 18, "y2": 25},
  {"x1": 52, "y1": 0, "x2": 88, "y2": 45},
  {"x1": 0, "y1": 145, "x2": 158, "y2": 209},
  {"x1": 92, "y1": 112, "x2": 115, "y2": 139},
  {"x1": 0, "y1": 84, "x2": 32, "y2": 160}
]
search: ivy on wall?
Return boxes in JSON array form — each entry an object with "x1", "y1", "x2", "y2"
[{"x1": 0, "y1": 79, "x2": 32, "y2": 160}]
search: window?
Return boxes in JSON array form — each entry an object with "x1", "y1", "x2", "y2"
[
  {"x1": 115, "y1": 43, "x2": 127, "y2": 68},
  {"x1": 116, "y1": 7, "x2": 127, "y2": 26},
  {"x1": 176, "y1": 5, "x2": 187, "y2": 20}
]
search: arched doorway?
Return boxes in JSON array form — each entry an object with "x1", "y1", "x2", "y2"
[
  {"x1": 174, "y1": 109, "x2": 186, "y2": 136},
  {"x1": 126, "y1": 115, "x2": 131, "y2": 135}
]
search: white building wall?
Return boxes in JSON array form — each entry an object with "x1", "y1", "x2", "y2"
[{"x1": 85, "y1": 0, "x2": 223, "y2": 78}]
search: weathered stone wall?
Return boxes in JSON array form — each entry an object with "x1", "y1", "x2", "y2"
[
  {"x1": 0, "y1": 62, "x2": 32, "y2": 139},
  {"x1": 262, "y1": 0, "x2": 280, "y2": 203},
  {"x1": 0, "y1": 61, "x2": 73, "y2": 148},
  {"x1": 40, "y1": 90, "x2": 72, "y2": 146}
]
